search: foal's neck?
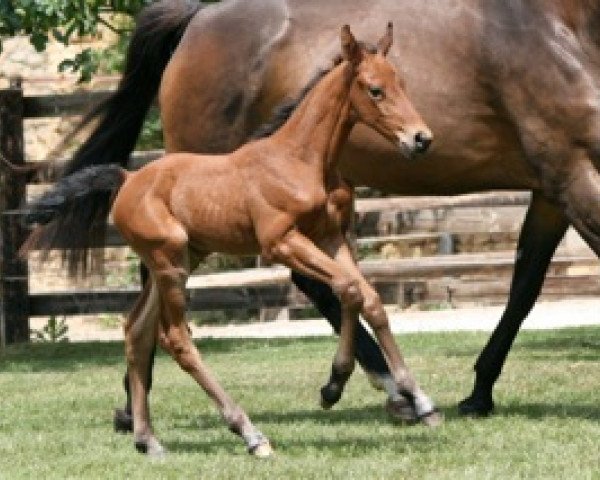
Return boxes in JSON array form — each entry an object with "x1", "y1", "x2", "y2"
[{"x1": 274, "y1": 62, "x2": 355, "y2": 177}]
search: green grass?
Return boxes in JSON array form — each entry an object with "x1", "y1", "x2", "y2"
[{"x1": 1, "y1": 328, "x2": 600, "y2": 479}]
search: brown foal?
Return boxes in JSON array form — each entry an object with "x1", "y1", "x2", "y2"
[{"x1": 26, "y1": 24, "x2": 440, "y2": 457}]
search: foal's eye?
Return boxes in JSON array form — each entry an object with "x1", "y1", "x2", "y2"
[{"x1": 367, "y1": 86, "x2": 384, "y2": 100}]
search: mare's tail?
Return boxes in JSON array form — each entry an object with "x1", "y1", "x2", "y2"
[
  {"x1": 30, "y1": 0, "x2": 201, "y2": 273},
  {"x1": 22, "y1": 165, "x2": 127, "y2": 275}
]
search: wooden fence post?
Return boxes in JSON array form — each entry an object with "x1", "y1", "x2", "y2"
[{"x1": 0, "y1": 77, "x2": 29, "y2": 345}]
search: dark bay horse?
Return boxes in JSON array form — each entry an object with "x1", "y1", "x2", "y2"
[
  {"x1": 25, "y1": 25, "x2": 441, "y2": 457},
  {"x1": 49, "y1": 0, "x2": 600, "y2": 418}
]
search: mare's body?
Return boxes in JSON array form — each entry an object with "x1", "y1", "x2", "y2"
[{"x1": 55, "y1": 0, "x2": 600, "y2": 416}]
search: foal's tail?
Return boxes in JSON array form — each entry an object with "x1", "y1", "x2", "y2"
[
  {"x1": 29, "y1": 0, "x2": 201, "y2": 273},
  {"x1": 21, "y1": 165, "x2": 127, "y2": 275}
]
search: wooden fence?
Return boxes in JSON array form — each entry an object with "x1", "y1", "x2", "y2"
[{"x1": 1, "y1": 80, "x2": 598, "y2": 347}]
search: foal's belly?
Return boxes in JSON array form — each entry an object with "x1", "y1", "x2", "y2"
[
  {"x1": 168, "y1": 169, "x2": 261, "y2": 256},
  {"x1": 181, "y1": 212, "x2": 261, "y2": 256}
]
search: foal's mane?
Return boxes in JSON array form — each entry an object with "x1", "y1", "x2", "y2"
[{"x1": 251, "y1": 42, "x2": 377, "y2": 140}]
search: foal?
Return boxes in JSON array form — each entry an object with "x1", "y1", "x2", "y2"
[{"x1": 25, "y1": 24, "x2": 440, "y2": 457}]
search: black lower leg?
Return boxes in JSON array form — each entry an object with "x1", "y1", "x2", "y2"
[
  {"x1": 292, "y1": 271, "x2": 389, "y2": 375},
  {"x1": 459, "y1": 194, "x2": 568, "y2": 415},
  {"x1": 320, "y1": 364, "x2": 354, "y2": 409}
]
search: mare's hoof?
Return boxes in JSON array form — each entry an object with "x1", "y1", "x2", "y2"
[
  {"x1": 114, "y1": 408, "x2": 133, "y2": 433},
  {"x1": 419, "y1": 409, "x2": 444, "y2": 427},
  {"x1": 458, "y1": 394, "x2": 494, "y2": 417},
  {"x1": 249, "y1": 440, "x2": 274, "y2": 458},
  {"x1": 320, "y1": 384, "x2": 343, "y2": 410},
  {"x1": 384, "y1": 397, "x2": 418, "y2": 423},
  {"x1": 135, "y1": 437, "x2": 166, "y2": 458}
]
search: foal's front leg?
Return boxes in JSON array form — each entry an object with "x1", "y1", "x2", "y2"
[
  {"x1": 267, "y1": 230, "x2": 369, "y2": 407},
  {"x1": 333, "y1": 244, "x2": 442, "y2": 426}
]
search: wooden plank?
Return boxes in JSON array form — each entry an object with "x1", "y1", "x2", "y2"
[
  {"x1": 1, "y1": 213, "x2": 30, "y2": 344},
  {"x1": 22, "y1": 91, "x2": 111, "y2": 118},
  {"x1": 358, "y1": 251, "x2": 597, "y2": 280},
  {"x1": 29, "y1": 285, "x2": 292, "y2": 316},
  {"x1": 354, "y1": 191, "x2": 531, "y2": 213},
  {"x1": 0, "y1": 83, "x2": 30, "y2": 345}
]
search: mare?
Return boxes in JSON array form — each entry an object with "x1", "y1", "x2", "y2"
[
  {"x1": 41, "y1": 0, "x2": 600, "y2": 418},
  {"x1": 24, "y1": 25, "x2": 441, "y2": 457}
]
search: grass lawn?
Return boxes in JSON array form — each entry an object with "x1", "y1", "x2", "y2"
[{"x1": 1, "y1": 327, "x2": 599, "y2": 479}]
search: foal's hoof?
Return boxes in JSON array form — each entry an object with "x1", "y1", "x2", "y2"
[
  {"x1": 385, "y1": 397, "x2": 418, "y2": 423},
  {"x1": 135, "y1": 437, "x2": 166, "y2": 459},
  {"x1": 419, "y1": 409, "x2": 444, "y2": 427},
  {"x1": 249, "y1": 440, "x2": 274, "y2": 458},
  {"x1": 114, "y1": 408, "x2": 133, "y2": 433},
  {"x1": 458, "y1": 394, "x2": 494, "y2": 417},
  {"x1": 320, "y1": 384, "x2": 343, "y2": 410}
]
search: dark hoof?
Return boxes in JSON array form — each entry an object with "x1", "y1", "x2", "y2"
[
  {"x1": 320, "y1": 384, "x2": 343, "y2": 410},
  {"x1": 458, "y1": 394, "x2": 494, "y2": 417},
  {"x1": 114, "y1": 408, "x2": 133, "y2": 433},
  {"x1": 135, "y1": 437, "x2": 166, "y2": 458},
  {"x1": 385, "y1": 397, "x2": 418, "y2": 423}
]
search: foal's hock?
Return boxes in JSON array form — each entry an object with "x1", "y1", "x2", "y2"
[{"x1": 24, "y1": 24, "x2": 440, "y2": 457}]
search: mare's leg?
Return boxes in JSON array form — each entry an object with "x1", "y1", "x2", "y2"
[{"x1": 459, "y1": 192, "x2": 568, "y2": 416}]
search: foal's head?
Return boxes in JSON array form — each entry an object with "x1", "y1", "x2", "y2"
[{"x1": 342, "y1": 23, "x2": 433, "y2": 157}]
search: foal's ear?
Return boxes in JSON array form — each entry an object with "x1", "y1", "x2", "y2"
[
  {"x1": 341, "y1": 24, "x2": 362, "y2": 65},
  {"x1": 377, "y1": 22, "x2": 394, "y2": 56}
]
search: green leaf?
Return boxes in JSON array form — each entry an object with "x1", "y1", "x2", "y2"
[{"x1": 30, "y1": 31, "x2": 48, "y2": 51}]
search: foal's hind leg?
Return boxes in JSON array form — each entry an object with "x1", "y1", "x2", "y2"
[
  {"x1": 123, "y1": 280, "x2": 164, "y2": 456},
  {"x1": 142, "y1": 237, "x2": 273, "y2": 457},
  {"x1": 115, "y1": 268, "x2": 155, "y2": 434}
]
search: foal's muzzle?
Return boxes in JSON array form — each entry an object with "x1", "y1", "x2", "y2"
[
  {"x1": 397, "y1": 128, "x2": 433, "y2": 157},
  {"x1": 414, "y1": 131, "x2": 432, "y2": 153}
]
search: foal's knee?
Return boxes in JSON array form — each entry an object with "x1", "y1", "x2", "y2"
[
  {"x1": 332, "y1": 277, "x2": 364, "y2": 309},
  {"x1": 362, "y1": 293, "x2": 388, "y2": 331}
]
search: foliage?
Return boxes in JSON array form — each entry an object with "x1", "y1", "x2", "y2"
[
  {"x1": 1, "y1": 329, "x2": 600, "y2": 478},
  {"x1": 30, "y1": 315, "x2": 69, "y2": 342},
  {"x1": 0, "y1": 0, "x2": 152, "y2": 81}
]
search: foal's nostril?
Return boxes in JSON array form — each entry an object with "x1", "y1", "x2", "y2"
[{"x1": 414, "y1": 131, "x2": 432, "y2": 153}]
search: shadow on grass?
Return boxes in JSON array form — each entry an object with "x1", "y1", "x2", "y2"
[
  {"x1": 164, "y1": 408, "x2": 448, "y2": 456},
  {"x1": 0, "y1": 341, "x2": 126, "y2": 373},
  {"x1": 164, "y1": 428, "x2": 444, "y2": 456},
  {"x1": 511, "y1": 328, "x2": 600, "y2": 361},
  {"x1": 0, "y1": 336, "x2": 333, "y2": 373},
  {"x1": 442, "y1": 326, "x2": 600, "y2": 361},
  {"x1": 496, "y1": 401, "x2": 600, "y2": 421}
]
